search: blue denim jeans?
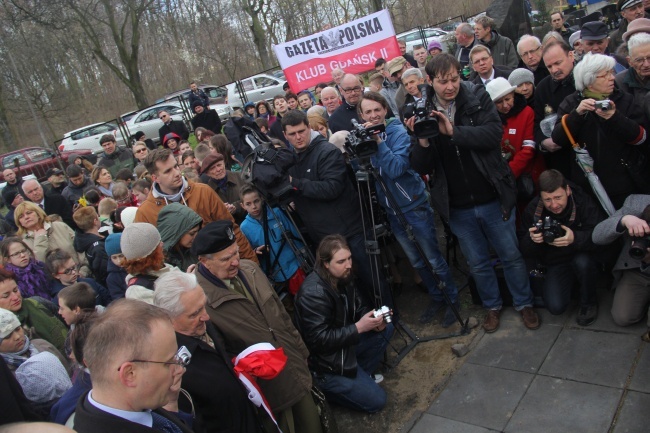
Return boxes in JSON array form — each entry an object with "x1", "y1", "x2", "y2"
[
  {"x1": 314, "y1": 324, "x2": 394, "y2": 413},
  {"x1": 449, "y1": 200, "x2": 533, "y2": 310},
  {"x1": 387, "y1": 205, "x2": 458, "y2": 303},
  {"x1": 543, "y1": 253, "x2": 599, "y2": 314}
]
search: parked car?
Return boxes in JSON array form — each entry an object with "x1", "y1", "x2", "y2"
[
  {"x1": 59, "y1": 122, "x2": 127, "y2": 154},
  {"x1": 124, "y1": 102, "x2": 187, "y2": 145},
  {"x1": 226, "y1": 73, "x2": 287, "y2": 109},
  {"x1": 397, "y1": 27, "x2": 448, "y2": 54},
  {"x1": 0, "y1": 147, "x2": 93, "y2": 184},
  {"x1": 156, "y1": 85, "x2": 229, "y2": 105}
]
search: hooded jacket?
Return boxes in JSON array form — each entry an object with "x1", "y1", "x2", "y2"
[
  {"x1": 157, "y1": 203, "x2": 202, "y2": 271},
  {"x1": 288, "y1": 131, "x2": 363, "y2": 243},
  {"x1": 479, "y1": 30, "x2": 519, "y2": 69},
  {"x1": 61, "y1": 177, "x2": 93, "y2": 206},
  {"x1": 370, "y1": 118, "x2": 428, "y2": 214},
  {"x1": 410, "y1": 81, "x2": 517, "y2": 222},
  {"x1": 134, "y1": 180, "x2": 258, "y2": 263},
  {"x1": 73, "y1": 231, "x2": 109, "y2": 286}
]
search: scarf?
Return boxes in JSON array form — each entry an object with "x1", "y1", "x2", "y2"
[
  {"x1": 209, "y1": 176, "x2": 229, "y2": 193},
  {"x1": 582, "y1": 89, "x2": 610, "y2": 101},
  {"x1": 97, "y1": 183, "x2": 113, "y2": 198},
  {"x1": 1, "y1": 335, "x2": 38, "y2": 369},
  {"x1": 152, "y1": 177, "x2": 189, "y2": 204},
  {"x1": 5, "y1": 260, "x2": 52, "y2": 300}
]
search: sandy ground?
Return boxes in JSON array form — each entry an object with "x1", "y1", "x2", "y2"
[{"x1": 330, "y1": 247, "x2": 486, "y2": 433}]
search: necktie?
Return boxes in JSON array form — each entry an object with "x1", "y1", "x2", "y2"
[
  {"x1": 485, "y1": 79, "x2": 492, "y2": 85},
  {"x1": 38, "y1": 203, "x2": 44, "y2": 210},
  {"x1": 230, "y1": 277, "x2": 252, "y2": 301},
  {"x1": 151, "y1": 411, "x2": 183, "y2": 433}
]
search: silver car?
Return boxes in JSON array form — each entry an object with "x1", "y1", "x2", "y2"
[
  {"x1": 59, "y1": 122, "x2": 127, "y2": 154},
  {"x1": 124, "y1": 102, "x2": 187, "y2": 145},
  {"x1": 226, "y1": 73, "x2": 287, "y2": 109}
]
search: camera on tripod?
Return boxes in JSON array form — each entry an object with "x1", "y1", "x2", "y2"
[
  {"x1": 344, "y1": 119, "x2": 384, "y2": 159},
  {"x1": 402, "y1": 84, "x2": 439, "y2": 139},
  {"x1": 534, "y1": 216, "x2": 565, "y2": 243}
]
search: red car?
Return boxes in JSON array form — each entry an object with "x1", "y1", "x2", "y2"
[{"x1": 0, "y1": 147, "x2": 94, "y2": 183}]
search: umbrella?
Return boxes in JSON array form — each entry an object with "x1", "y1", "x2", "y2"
[{"x1": 561, "y1": 115, "x2": 616, "y2": 216}]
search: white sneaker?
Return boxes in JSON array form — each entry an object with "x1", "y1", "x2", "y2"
[{"x1": 372, "y1": 373, "x2": 384, "y2": 384}]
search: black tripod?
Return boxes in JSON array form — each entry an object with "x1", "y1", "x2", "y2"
[{"x1": 355, "y1": 161, "x2": 470, "y2": 368}]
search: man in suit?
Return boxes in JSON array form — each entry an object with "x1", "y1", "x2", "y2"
[
  {"x1": 158, "y1": 110, "x2": 189, "y2": 144},
  {"x1": 469, "y1": 45, "x2": 512, "y2": 85},
  {"x1": 21, "y1": 179, "x2": 75, "y2": 229},
  {"x1": 73, "y1": 299, "x2": 193, "y2": 433}
]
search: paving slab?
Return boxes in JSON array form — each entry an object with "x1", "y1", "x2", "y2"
[
  {"x1": 505, "y1": 375, "x2": 621, "y2": 433},
  {"x1": 428, "y1": 363, "x2": 533, "y2": 431},
  {"x1": 497, "y1": 305, "x2": 568, "y2": 327},
  {"x1": 612, "y1": 390, "x2": 650, "y2": 433},
  {"x1": 408, "y1": 414, "x2": 497, "y2": 433},
  {"x1": 539, "y1": 328, "x2": 639, "y2": 388},
  {"x1": 467, "y1": 317, "x2": 561, "y2": 373},
  {"x1": 629, "y1": 345, "x2": 650, "y2": 393},
  {"x1": 568, "y1": 290, "x2": 647, "y2": 335}
]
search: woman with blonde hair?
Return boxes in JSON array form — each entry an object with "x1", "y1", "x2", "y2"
[
  {"x1": 13, "y1": 202, "x2": 84, "y2": 268},
  {"x1": 308, "y1": 114, "x2": 330, "y2": 140}
]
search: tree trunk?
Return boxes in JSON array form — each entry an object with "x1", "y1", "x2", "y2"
[{"x1": 0, "y1": 87, "x2": 17, "y2": 152}]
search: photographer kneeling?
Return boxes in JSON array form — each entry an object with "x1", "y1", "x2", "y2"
[
  {"x1": 294, "y1": 235, "x2": 394, "y2": 413},
  {"x1": 519, "y1": 169, "x2": 605, "y2": 325},
  {"x1": 358, "y1": 91, "x2": 460, "y2": 325},
  {"x1": 593, "y1": 195, "x2": 650, "y2": 340}
]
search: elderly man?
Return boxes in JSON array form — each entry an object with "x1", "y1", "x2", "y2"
[
  {"x1": 468, "y1": 45, "x2": 513, "y2": 85},
  {"x1": 134, "y1": 148, "x2": 257, "y2": 263},
  {"x1": 474, "y1": 15, "x2": 519, "y2": 68},
  {"x1": 517, "y1": 35, "x2": 549, "y2": 84},
  {"x1": 386, "y1": 56, "x2": 413, "y2": 110},
  {"x1": 328, "y1": 74, "x2": 364, "y2": 133},
  {"x1": 22, "y1": 179, "x2": 75, "y2": 229},
  {"x1": 331, "y1": 67, "x2": 346, "y2": 101},
  {"x1": 190, "y1": 220, "x2": 322, "y2": 433},
  {"x1": 616, "y1": 33, "x2": 650, "y2": 118},
  {"x1": 320, "y1": 87, "x2": 342, "y2": 117},
  {"x1": 455, "y1": 23, "x2": 479, "y2": 76},
  {"x1": 580, "y1": 21, "x2": 628, "y2": 72},
  {"x1": 153, "y1": 270, "x2": 264, "y2": 433},
  {"x1": 610, "y1": 0, "x2": 647, "y2": 53},
  {"x1": 73, "y1": 299, "x2": 193, "y2": 433}
]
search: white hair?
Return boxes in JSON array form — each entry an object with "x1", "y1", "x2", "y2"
[
  {"x1": 517, "y1": 34, "x2": 542, "y2": 55},
  {"x1": 21, "y1": 179, "x2": 41, "y2": 193},
  {"x1": 573, "y1": 53, "x2": 616, "y2": 91},
  {"x1": 457, "y1": 23, "x2": 474, "y2": 37},
  {"x1": 320, "y1": 86, "x2": 340, "y2": 99},
  {"x1": 401, "y1": 68, "x2": 423, "y2": 81},
  {"x1": 153, "y1": 270, "x2": 199, "y2": 317},
  {"x1": 628, "y1": 32, "x2": 650, "y2": 54}
]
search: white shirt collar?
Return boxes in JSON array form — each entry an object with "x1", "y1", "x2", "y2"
[
  {"x1": 481, "y1": 69, "x2": 496, "y2": 84},
  {"x1": 88, "y1": 390, "x2": 153, "y2": 427}
]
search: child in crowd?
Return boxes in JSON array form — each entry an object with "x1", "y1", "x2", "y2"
[
  {"x1": 131, "y1": 179, "x2": 151, "y2": 204},
  {"x1": 181, "y1": 150, "x2": 196, "y2": 170},
  {"x1": 114, "y1": 168, "x2": 135, "y2": 188},
  {"x1": 45, "y1": 249, "x2": 111, "y2": 306},
  {"x1": 0, "y1": 237, "x2": 52, "y2": 300},
  {"x1": 239, "y1": 185, "x2": 306, "y2": 295},
  {"x1": 97, "y1": 197, "x2": 117, "y2": 230},
  {"x1": 72, "y1": 207, "x2": 109, "y2": 287},
  {"x1": 104, "y1": 233, "x2": 128, "y2": 300},
  {"x1": 57, "y1": 282, "x2": 100, "y2": 328},
  {"x1": 178, "y1": 140, "x2": 192, "y2": 155},
  {"x1": 162, "y1": 132, "x2": 182, "y2": 155},
  {"x1": 112, "y1": 182, "x2": 138, "y2": 207}
]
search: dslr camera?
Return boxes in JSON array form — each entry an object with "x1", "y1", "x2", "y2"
[
  {"x1": 629, "y1": 237, "x2": 650, "y2": 260},
  {"x1": 534, "y1": 216, "x2": 566, "y2": 244},
  {"x1": 345, "y1": 119, "x2": 385, "y2": 159},
  {"x1": 402, "y1": 84, "x2": 439, "y2": 139},
  {"x1": 373, "y1": 305, "x2": 393, "y2": 324},
  {"x1": 594, "y1": 100, "x2": 611, "y2": 111}
]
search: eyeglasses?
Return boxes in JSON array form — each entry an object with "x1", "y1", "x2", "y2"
[
  {"x1": 595, "y1": 70, "x2": 615, "y2": 80},
  {"x1": 134, "y1": 148, "x2": 147, "y2": 153},
  {"x1": 8, "y1": 249, "x2": 28, "y2": 259},
  {"x1": 632, "y1": 56, "x2": 650, "y2": 65},
  {"x1": 159, "y1": 114, "x2": 168, "y2": 120},
  {"x1": 520, "y1": 46, "x2": 541, "y2": 58},
  {"x1": 118, "y1": 346, "x2": 191, "y2": 371},
  {"x1": 57, "y1": 264, "x2": 79, "y2": 275},
  {"x1": 341, "y1": 86, "x2": 362, "y2": 93}
]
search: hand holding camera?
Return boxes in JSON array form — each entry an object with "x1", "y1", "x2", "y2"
[
  {"x1": 531, "y1": 217, "x2": 573, "y2": 246},
  {"x1": 356, "y1": 309, "x2": 389, "y2": 333}
]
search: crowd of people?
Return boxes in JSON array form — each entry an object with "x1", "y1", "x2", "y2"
[{"x1": 3, "y1": 3, "x2": 650, "y2": 431}]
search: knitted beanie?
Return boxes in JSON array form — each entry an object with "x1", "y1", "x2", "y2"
[
  {"x1": 120, "y1": 223, "x2": 161, "y2": 260},
  {"x1": 0, "y1": 308, "x2": 20, "y2": 339},
  {"x1": 120, "y1": 207, "x2": 138, "y2": 228},
  {"x1": 508, "y1": 68, "x2": 535, "y2": 87},
  {"x1": 105, "y1": 233, "x2": 122, "y2": 257}
]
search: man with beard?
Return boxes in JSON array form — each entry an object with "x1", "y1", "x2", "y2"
[{"x1": 294, "y1": 235, "x2": 393, "y2": 413}]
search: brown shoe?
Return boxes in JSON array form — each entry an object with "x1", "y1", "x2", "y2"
[
  {"x1": 520, "y1": 307, "x2": 540, "y2": 330},
  {"x1": 483, "y1": 309, "x2": 501, "y2": 333}
]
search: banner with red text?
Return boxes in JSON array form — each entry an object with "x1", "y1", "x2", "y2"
[{"x1": 273, "y1": 10, "x2": 401, "y2": 92}]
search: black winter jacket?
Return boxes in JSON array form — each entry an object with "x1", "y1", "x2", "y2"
[
  {"x1": 73, "y1": 232, "x2": 109, "y2": 286},
  {"x1": 191, "y1": 109, "x2": 222, "y2": 134},
  {"x1": 327, "y1": 102, "x2": 360, "y2": 133},
  {"x1": 294, "y1": 271, "x2": 371, "y2": 377},
  {"x1": 519, "y1": 184, "x2": 606, "y2": 266},
  {"x1": 410, "y1": 81, "x2": 517, "y2": 222},
  {"x1": 288, "y1": 132, "x2": 363, "y2": 243},
  {"x1": 158, "y1": 119, "x2": 190, "y2": 143}
]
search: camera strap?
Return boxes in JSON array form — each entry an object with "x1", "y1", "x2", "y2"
[{"x1": 533, "y1": 194, "x2": 576, "y2": 224}]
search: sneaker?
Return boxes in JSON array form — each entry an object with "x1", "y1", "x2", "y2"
[
  {"x1": 419, "y1": 300, "x2": 445, "y2": 324},
  {"x1": 372, "y1": 373, "x2": 384, "y2": 384},
  {"x1": 483, "y1": 309, "x2": 501, "y2": 333},
  {"x1": 441, "y1": 302, "x2": 460, "y2": 328},
  {"x1": 576, "y1": 304, "x2": 598, "y2": 326},
  {"x1": 520, "y1": 307, "x2": 540, "y2": 330}
]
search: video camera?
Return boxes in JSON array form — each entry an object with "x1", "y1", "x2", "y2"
[
  {"x1": 402, "y1": 84, "x2": 439, "y2": 139},
  {"x1": 534, "y1": 216, "x2": 565, "y2": 244},
  {"x1": 345, "y1": 119, "x2": 384, "y2": 160}
]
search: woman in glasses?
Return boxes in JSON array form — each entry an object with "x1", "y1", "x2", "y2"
[
  {"x1": 45, "y1": 249, "x2": 111, "y2": 307},
  {"x1": 0, "y1": 238, "x2": 52, "y2": 301},
  {"x1": 13, "y1": 202, "x2": 85, "y2": 271}
]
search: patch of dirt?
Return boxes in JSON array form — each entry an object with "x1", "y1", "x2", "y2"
[{"x1": 331, "y1": 248, "x2": 487, "y2": 433}]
